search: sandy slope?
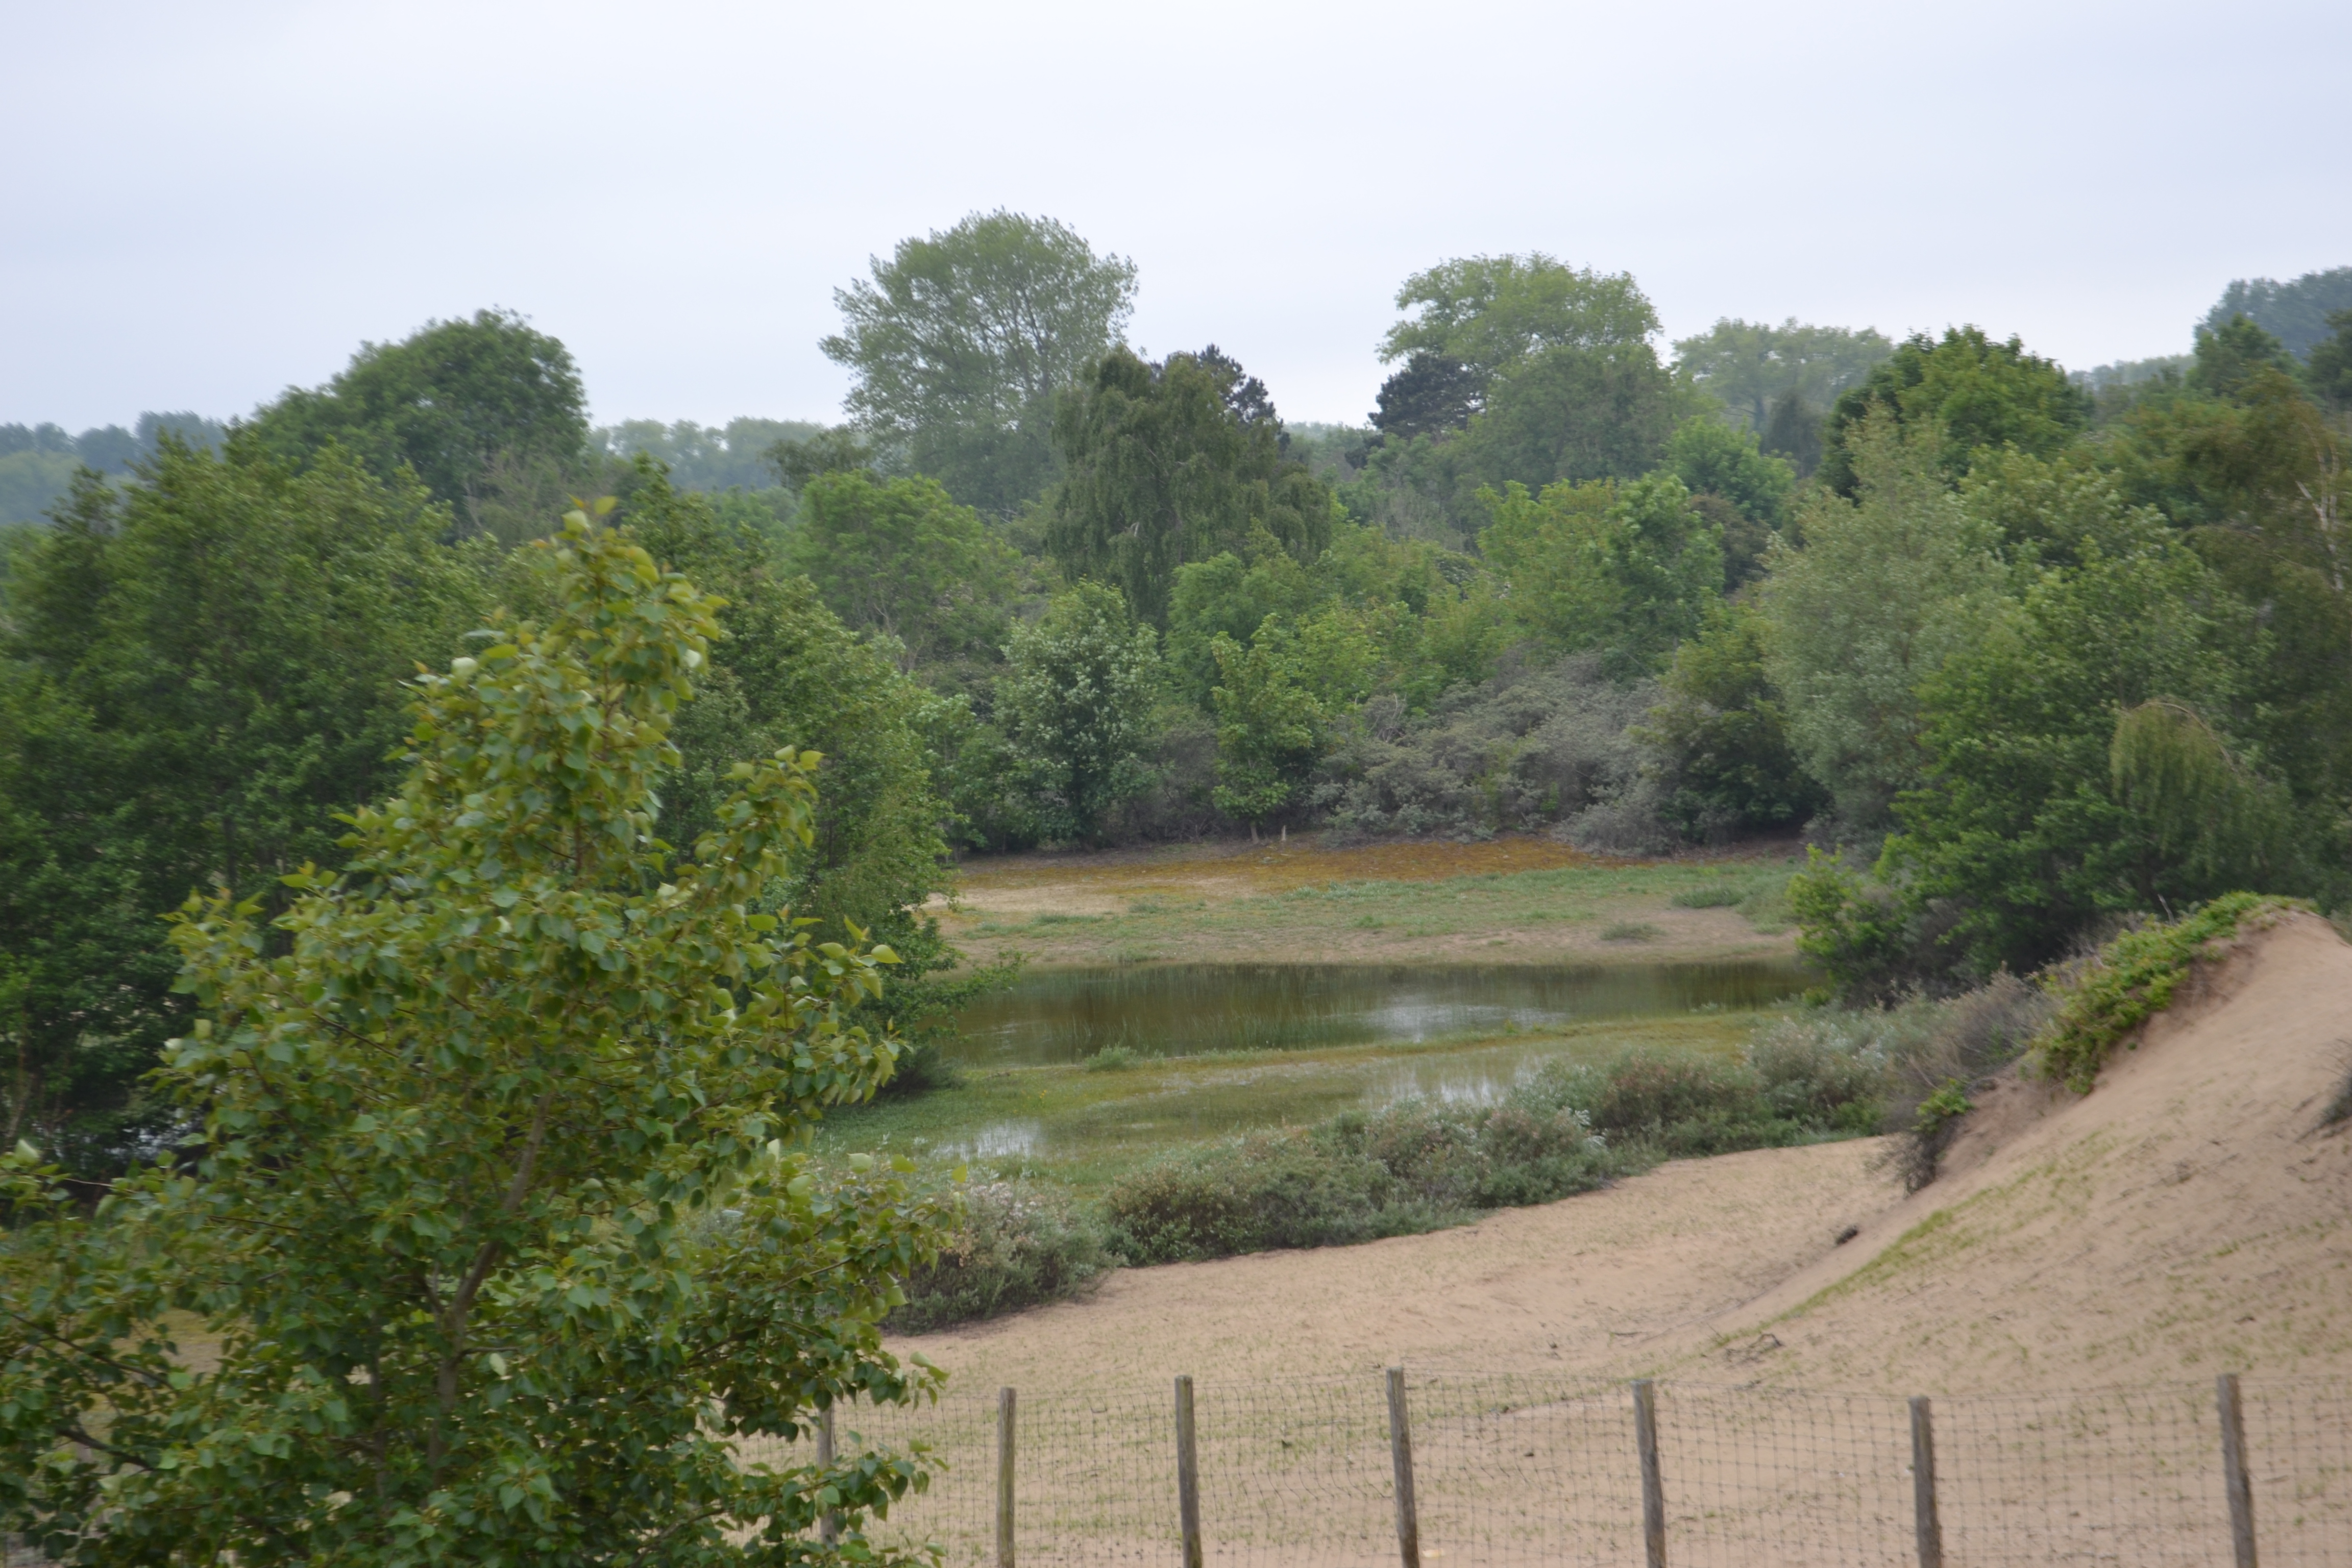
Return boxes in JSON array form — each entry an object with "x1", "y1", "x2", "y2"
[{"x1": 898, "y1": 915, "x2": 2352, "y2": 1395}]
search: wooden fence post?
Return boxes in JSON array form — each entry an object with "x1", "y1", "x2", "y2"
[
  {"x1": 1632, "y1": 1379, "x2": 1666, "y2": 1568},
  {"x1": 816, "y1": 1406, "x2": 838, "y2": 1545},
  {"x1": 996, "y1": 1386, "x2": 1017, "y2": 1568},
  {"x1": 1909, "y1": 1396, "x2": 1942, "y2": 1568},
  {"x1": 2218, "y1": 1373, "x2": 2258, "y2": 1568},
  {"x1": 1386, "y1": 1367, "x2": 1422, "y2": 1568},
  {"x1": 1175, "y1": 1374, "x2": 1203, "y2": 1568}
]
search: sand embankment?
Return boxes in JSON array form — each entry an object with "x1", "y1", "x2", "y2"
[{"x1": 898, "y1": 914, "x2": 2352, "y2": 1394}]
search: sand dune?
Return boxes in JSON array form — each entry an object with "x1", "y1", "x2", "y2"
[{"x1": 900, "y1": 914, "x2": 2352, "y2": 1395}]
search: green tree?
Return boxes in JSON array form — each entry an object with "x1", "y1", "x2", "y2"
[
  {"x1": 1757, "y1": 416, "x2": 2007, "y2": 828},
  {"x1": 2306, "y1": 310, "x2": 2352, "y2": 410},
  {"x1": 2189, "y1": 315, "x2": 2298, "y2": 402},
  {"x1": 611, "y1": 468, "x2": 961, "y2": 992},
  {"x1": 0, "y1": 440, "x2": 485, "y2": 1171},
  {"x1": 1671, "y1": 318, "x2": 1894, "y2": 433},
  {"x1": 2204, "y1": 267, "x2": 2352, "y2": 357},
  {"x1": 783, "y1": 470, "x2": 1023, "y2": 676},
  {"x1": 1209, "y1": 624, "x2": 1329, "y2": 831},
  {"x1": 1046, "y1": 347, "x2": 1334, "y2": 625},
  {"x1": 1882, "y1": 524, "x2": 2273, "y2": 971},
  {"x1": 1818, "y1": 326, "x2": 2090, "y2": 496},
  {"x1": 1477, "y1": 473, "x2": 1722, "y2": 667},
  {"x1": 1456, "y1": 340, "x2": 1680, "y2": 492},
  {"x1": 1637, "y1": 598, "x2": 1823, "y2": 838},
  {"x1": 248, "y1": 308, "x2": 588, "y2": 519},
  {"x1": 1380, "y1": 254, "x2": 1658, "y2": 378},
  {"x1": 1662, "y1": 416, "x2": 1794, "y2": 587},
  {"x1": 0, "y1": 508, "x2": 944, "y2": 1563},
  {"x1": 996, "y1": 581, "x2": 1161, "y2": 843},
  {"x1": 824, "y1": 210, "x2": 1137, "y2": 516}
]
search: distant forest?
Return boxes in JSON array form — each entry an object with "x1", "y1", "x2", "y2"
[{"x1": 5, "y1": 229, "x2": 2351, "y2": 1167}]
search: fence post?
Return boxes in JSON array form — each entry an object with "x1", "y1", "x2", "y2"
[
  {"x1": 1632, "y1": 1379, "x2": 1666, "y2": 1568},
  {"x1": 2218, "y1": 1373, "x2": 2258, "y2": 1568},
  {"x1": 1175, "y1": 1374, "x2": 1204, "y2": 1568},
  {"x1": 1909, "y1": 1396, "x2": 1942, "y2": 1568},
  {"x1": 816, "y1": 1406, "x2": 838, "y2": 1545},
  {"x1": 1386, "y1": 1367, "x2": 1422, "y2": 1568},
  {"x1": 996, "y1": 1386, "x2": 1017, "y2": 1568}
]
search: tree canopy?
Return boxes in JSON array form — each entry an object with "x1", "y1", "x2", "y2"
[
  {"x1": 248, "y1": 308, "x2": 588, "y2": 517},
  {"x1": 0, "y1": 508, "x2": 945, "y2": 1563},
  {"x1": 824, "y1": 210, "x2": 1137, "y2": 516}
]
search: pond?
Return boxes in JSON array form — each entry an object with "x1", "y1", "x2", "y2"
[{"x1": 945, "y1": 960, "x2": 1815, "y2": 1067}]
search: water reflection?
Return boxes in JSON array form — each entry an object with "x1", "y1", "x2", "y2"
[{"x1": 947, "y1": 960, "x2": 1811, "y2": 1066}]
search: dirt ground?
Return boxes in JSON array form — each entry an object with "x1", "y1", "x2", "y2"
[{"x1": 900, "y1": 913, "x2": 2352, "y2": 1397}]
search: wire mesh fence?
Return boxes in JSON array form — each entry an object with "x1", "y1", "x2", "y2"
[
  {"x1": 7, "y1": 1373, "x2": 2346, "y2": 1562},
  {"x1": 737, "y1": 1371, "x2": 2352, "y2": 1567}
]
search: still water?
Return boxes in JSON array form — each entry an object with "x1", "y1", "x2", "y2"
[{"x1": 945, "y1": 960, "x2": 1814, "y2": 1067}]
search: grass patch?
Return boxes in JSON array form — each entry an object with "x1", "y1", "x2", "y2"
[
  {"x1": 1671, "y1": 884, "x2": 1747, "y2": 909},
  {"x1": 1085, "y1": 1045, "x2": 1139, "y2": 1072},
  {"x1": 2033, "y1": 893, "x2": 2299, "y2": 1092},
  {"x1": 1601, "y1": 921, "x2": 1661, "y2": 942}
]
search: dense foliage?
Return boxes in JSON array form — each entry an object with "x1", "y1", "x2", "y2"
[{"x1": 0, "y1": 510, "x2": 946, "y2": 1563}]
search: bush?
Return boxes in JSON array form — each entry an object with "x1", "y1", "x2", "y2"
[
  {"x1": 1102, "y1": 1098, "x2": 1614, "y2": 1264},
  {"x1": 2032, "y1": 892, "x2": 2296, "y2": 1092},
  {"x1": 888, "y1": 1182, "x2": 1114, "y2": 1332},
  {"x1": 1671, "y1": 883, "x2": 1747, "y2": 908}
]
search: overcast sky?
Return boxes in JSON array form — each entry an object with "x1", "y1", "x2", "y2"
[{"x1": 7, "y1": 0, "x2": 2348, "y2": 432}]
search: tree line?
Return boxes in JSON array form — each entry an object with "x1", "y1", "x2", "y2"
[{"x1": 5, "y1": 222, "x2": 2351, "y2": 1168}]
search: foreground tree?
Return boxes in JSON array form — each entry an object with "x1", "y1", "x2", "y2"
[
  {"x1": 0, "y1": 507, "x2": 944, "y2": 1563},
  {"x1": 824, "y1": 210, "x2": 1137, "y2": 516}
]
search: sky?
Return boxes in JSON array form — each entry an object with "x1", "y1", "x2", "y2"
[{"x1": 6, "y1": 0, "x2": 2348, "y2": 432}]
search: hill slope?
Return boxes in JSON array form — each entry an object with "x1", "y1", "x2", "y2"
[{"x1": 899, "y1": 915, "x2": 2352, "y2": 1394}]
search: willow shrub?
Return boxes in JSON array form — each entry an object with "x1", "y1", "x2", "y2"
[{"x1": 0, "y1": 506, "x2": 946, "y2": 1565}]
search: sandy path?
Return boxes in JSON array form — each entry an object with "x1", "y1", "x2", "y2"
[{"x1": 898, "y1": 1139, "x2": 1896, "y2": 1388}]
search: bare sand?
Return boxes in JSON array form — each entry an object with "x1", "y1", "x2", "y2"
[{"x1": 899, "y1": 914, "x2": 2352, "y2": 1395}]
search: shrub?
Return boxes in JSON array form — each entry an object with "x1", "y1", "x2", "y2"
[
  {"x1": 1101, "y1": 1098, "x2": 1613, "y2": 1264},
  {"x1": 2033, "y1": 892, "x2": 2297, "y2": 1092},
  {"x1": 1086, "y1": 1045, "x2": 1140, "y2": 1071},
  {"x1": 889, "y1": 1182, "x2": 1114, "y2": 1332},
  {"x1": 1671, "y1": 883, "x2": 1747, "y2": 908}
]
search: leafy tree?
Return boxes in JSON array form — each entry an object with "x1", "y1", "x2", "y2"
[
  {"x1": 1455, "y1": 340, "x2": 1679, "y2": 492},
  {"x1": 2306, "y1": 310, "x2": 2352, "y2": 410},
  {"x1": 1882, "y1": 522, "x2": 2273, "y2": 971},
  {"x1": 1636, "y1": 598, "x2": 1823, "y2": 838},
  {"x1": 0, "y1": 440, "x2": 484, "y2": 1171},
  {"x1": 2189, "y1": 315, "x2": 2298, "y2": 402},
  {"x1": 1369, "y1": 353, "x2": 1483, "y2": 438},
  {"x1": 612, "y1": 468, "x2": 959, "y2": 974},
  {"x1": 1380, "y1": 254, "x2": 1657, "y2": 379},
  {"x1": 783, "y1": 470, "x2": 1022, "y2": 675},
  {"x1": 1759, "y1": 390, "x2": 1825, "y2": 478},
  {"x1": 1478, "y1": 473, "x2": 1721, "y2": 667},
  {"x1": 248, "y1": 308, "x2": 589, "y2": 516},
  {"x1": 824, "y1": 210, "x2": 1137, "y2": 516},
  {"x1": 1046, "y1": 347, "x2": 1333, "y2": 625},
  {"x1": 996, "y1": 581, "x2": 1161, "y2": 843},
  {"x1": 1671, "y1": 318, "x2": 1894, "y2": 433},
  {"x1": 1209, "y1": 623, "x2": 1330, "y2": 831},
  {"x1": 1818, "y1": 326, "x2": 2090, "y2": 496},
  {"x1": 1757, "y1": 417, "x2": 2006, "y2": 829},
  {"x1": 1663, "y1": 416, "x2": 1794, "y2": 586},
  {"x1": 1165, "y1": 535, "x2": 1321, "y2": 704},
  {"x1": 595, "y1": 417, "x2": 824, "y2": 492},
  {"x1": 2204, "y1": 266, "x2": 2352, "y2": 357},
  {"x1": 0, "y1": 508, "x2": 945, "y2": 1563}
]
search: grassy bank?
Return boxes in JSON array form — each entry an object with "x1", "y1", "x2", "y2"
[{"x1": 937, "y1": 835, "x2": 1802, "y2": 968}]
